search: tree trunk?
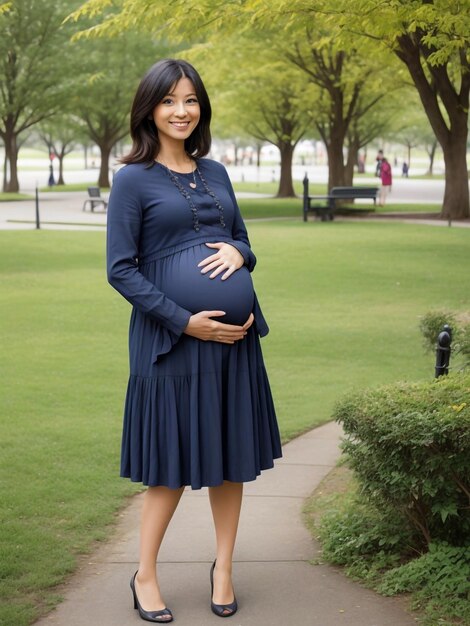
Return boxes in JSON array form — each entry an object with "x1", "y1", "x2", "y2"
[
  {"x1": 276, "y1": 142, "x2": 295, "y2": 197},
  {"x1": 441, "y1": 135, "x2": 469, "y2": 220},
  {"x1": 8, "y1": 147, "x2": 19, "y2": 192},
  {"x1": 3, "y1": 126, "x2": 19, "y2": 192},
  {"x1": 426, "y1": 139, "x2": 438, "y2": 176},
  {"x1": 395, "y1": 34, "x2": 469, "y2": 219},
  {"x1": 3, "y1": 148, "x2": 7, "y2": 191},
  {"x1": 97, "y1": 143, "x2": 112, "y2": 188},
  {"x1": 256, "y1": 142, "x2": 262, "y2": 168},
  {"x1": 325, "y1": 136, "x2": 346, "y2": 191},
  {"x1": 233, "y1": 143, "x2": 240, "y2": 166},
  {"x1": 57, "y1": 155, "x2": 65, "y2": 185}
]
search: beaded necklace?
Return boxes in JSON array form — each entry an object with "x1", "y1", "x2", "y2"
[{"x1": 155, "y1": 160, "x2": 226, "y2": 232}]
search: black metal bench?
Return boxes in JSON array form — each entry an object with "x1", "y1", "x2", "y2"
[
  {"x1": 82, "y1": 186, "x2": 108, "y2": 212},
  {"x1": 303, "y1": 174, "x2": 378, "y2": 221}
]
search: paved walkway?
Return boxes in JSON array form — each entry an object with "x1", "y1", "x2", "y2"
[
  {"x1": 1, "y1": 186, "x2": 469, "y2": 231},
  {"x1": 34, "y1": 422, "x2": 415, "y2": 626},
  {"x1": 0, "y1": 192, "x2": 108, "y2": 230}
]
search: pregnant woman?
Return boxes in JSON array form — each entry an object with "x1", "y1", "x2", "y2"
[{"x1": 107, "y1": 58, "x2": 282, "y2": 623}]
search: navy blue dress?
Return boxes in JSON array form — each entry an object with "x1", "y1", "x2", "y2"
[{"x1": 107, "y1": 159, "x2": 282, "y2": 489}]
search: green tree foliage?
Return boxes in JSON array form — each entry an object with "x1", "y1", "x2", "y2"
[
  {"x1": 346, "y1": 93, "x2": 401, "y2": 176},
  {"x1": 0, "y1": 0, "x2": 80, "y2": 191},
  {"x1": 189, "y1": 38, "x2": 309, "y2": 197},
  {"x1": 392, "y1": 103, "x2": 441, "y2": 175},
  {"x1": 70, "y1": 6, "x2": 180, "y2": 187},
  {"x1": 0, "y1": 1, "x2": 175, "y2": 191},
  {"x1": 36, "y1": 116, "x2": 86, "y2": 185},
  {"x1": 69, "y1": 33, "x2": 172, "y2": 187},
  {"x1": 285, "y1": 32, "x2": 402, "y2": 189},
  {"x1": 328, "y1": 0, "x2": 470, "y2": 219},
  {"x1": 69, "y1": 1, "x2": 399, "y2": 190},
  {"x1": 73, "y1": 1, "x2": 465, "y2": 201},
  {"x1": 71, "y1": 5, "x2": 311, "y2": 196}
]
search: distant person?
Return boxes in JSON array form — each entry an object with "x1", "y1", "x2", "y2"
[
  {"x1": 47, "y1": 164, "x2": 55, "y2": 187},
  {"x1": 375, "y1": 149, "x2": 384, "y2": 177},
  {"x1": 379, "y1": 156, "x2": 392, "y2": 206},
  {"x1": 402, "y1": 162, "x2": 409, "y2": 178}
]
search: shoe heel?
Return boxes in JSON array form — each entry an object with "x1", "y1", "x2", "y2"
[
  {"x1": 210, "y1": 559, "x2": 238, "y2": 618},
  {"x1": 130, "y1": 572, "x2": 138, "y2": 609},
  {"x1": 130, "y1": 571, "x2": 173, "y2": 622}
]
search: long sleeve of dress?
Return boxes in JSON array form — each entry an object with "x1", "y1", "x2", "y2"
[
  {"x1": 107, "y1": 168, "x2": 192, "y2": 336},
  {"x1": 221, "y1": 168, "x2": 257, "y2": 272}
]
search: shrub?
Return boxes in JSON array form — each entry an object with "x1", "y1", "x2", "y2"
[
  {"x1": 315, "y1": 477, "x2": 470, "y2": 624},
  {"x1": 318, "y1": 496, "x2": 412, "y2": 570},
  {"x1": 333, "y1": 372, "x2": 470, "y2": 549},
  {"x1": 378, "y1": 542, "x2": 470, "y2": 624},
  {"x1": 459, "y1": 324, "x2": 470, "y2": 370},
  {"x1": 419, "y1": 310, "x2": 470, "y2": 370},
  {"x1": 419, "y1": 310, "x2": 458, "y2": 353}
]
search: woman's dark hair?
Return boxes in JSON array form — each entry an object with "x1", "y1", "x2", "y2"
[{"x1": 121, "y1": 58, "x2": 211, "y2": 164}]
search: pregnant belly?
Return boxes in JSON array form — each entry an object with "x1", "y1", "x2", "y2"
[{"x1": 158, "y1": 243, "x2": 254, "y2": 325}]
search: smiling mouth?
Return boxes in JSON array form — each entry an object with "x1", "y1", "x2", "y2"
[{"x1": 170, "y1": 121, "x2": 190, "y2": 127}]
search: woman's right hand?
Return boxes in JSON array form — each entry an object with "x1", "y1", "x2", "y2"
[{"x1": 184, "y1": 311, "x2": 253, "y2": 344}]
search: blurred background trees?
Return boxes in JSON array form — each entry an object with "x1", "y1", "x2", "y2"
[
  {"x1": 0, "y1": 0, "x2": 468, "y2": 217},
  {"x1": 0, "y1": 0, "x2": 80, "y2": 191}
]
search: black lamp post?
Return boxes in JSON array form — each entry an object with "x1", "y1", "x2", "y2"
[
  {"x1": 35, "y1": 184, "x2": 40, "y2": 229},
  {"x1": 435, "y1": 324, "x2": 452, "y2": 378}
]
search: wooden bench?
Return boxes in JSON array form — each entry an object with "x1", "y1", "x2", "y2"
[
  {"x1": 303, "y1": 175, "x2": 378, "y2": 221},
  {"x1": 82, "y1": 186, "x2": 108, "y2": 212}
]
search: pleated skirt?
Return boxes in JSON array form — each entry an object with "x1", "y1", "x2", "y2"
[{"x1": 120, "y1": 325, "x2": 282, "y2": 490}]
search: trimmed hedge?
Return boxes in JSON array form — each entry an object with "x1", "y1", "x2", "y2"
[{"x1": 333, "y1": 372, "x2": 470, "y2": 548}]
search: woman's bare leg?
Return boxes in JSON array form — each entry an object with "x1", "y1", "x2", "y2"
[
  {"x1": 208, "y1": 481, "x2": 243, "y2": 607},
  {"x1": 134, "y1": 485, "x2": 184, "y2": 614}
]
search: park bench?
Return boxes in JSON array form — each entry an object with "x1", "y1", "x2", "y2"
[
  {"x1": 303, "y1": 174, "x2": 379, "y2": 221},
  {"x1": 82, "y1": 186, "x2": 108, "y2": 212}
]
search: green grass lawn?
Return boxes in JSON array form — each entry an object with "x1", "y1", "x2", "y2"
[
  {"x1": 1, "y1": 223, "x2": 469, "y2": 625},
  {"x1": 0, "y1": 192, "x2": 32, "y2": 201},
  {"x1": 233, "y1": 180, "x2": 308, "y2": 195},
  {"x1": 237, "y1": 197, "x2": 441, "y2": 219},
  {"x1": 39, "y1": 183, "x2": 110, "y2": 193},
  {"x1": 238, "y1": 197, "x2": 302, "y2": 219},
  {"x1": 237, "y1": 198, "x2": 441, "y2": 220},
  {"x1": 369, "y1": 203, "x2": 441, "y2": 213}
]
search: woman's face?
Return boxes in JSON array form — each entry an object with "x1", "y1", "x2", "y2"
[{"x1": 152, "y1": 77, "x2": 201, "y2": 149}]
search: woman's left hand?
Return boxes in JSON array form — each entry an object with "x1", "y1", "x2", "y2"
[{"x1": 198, "y1": 242, "x2": 245, "y2": 280}]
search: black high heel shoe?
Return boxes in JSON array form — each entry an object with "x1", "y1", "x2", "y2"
[
  {"x1": 130, "y1": 571, "x2": 173, "y2": 623},
  {"x1": 210, "y1": 560, "x2": 238, "y2": 618}
]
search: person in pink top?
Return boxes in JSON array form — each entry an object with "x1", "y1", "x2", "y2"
[{"x1": 379, "y1": 156, "x2": 392, "y2": 206}]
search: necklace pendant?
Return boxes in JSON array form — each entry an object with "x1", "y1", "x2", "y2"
[{"x1": 189, "y1": 182, "x2": 197, "y2": 189}]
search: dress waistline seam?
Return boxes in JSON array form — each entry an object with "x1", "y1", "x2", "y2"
[{"x1": 139, "y1": 234, "x2": 235, "y2": 266}]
